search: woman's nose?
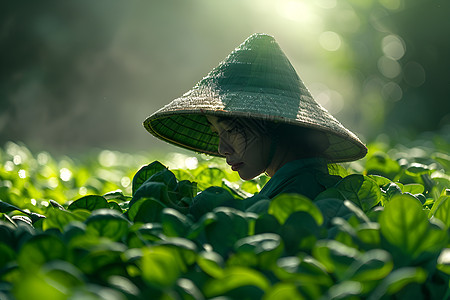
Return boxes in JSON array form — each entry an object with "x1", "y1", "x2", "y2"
[{"x1": 218, "y1": 137, "x2": 233, "y2": 156}]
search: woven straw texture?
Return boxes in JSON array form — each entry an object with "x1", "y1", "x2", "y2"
[{"x1": 144, "y1": 33, "x2": 367, "y2": 162}]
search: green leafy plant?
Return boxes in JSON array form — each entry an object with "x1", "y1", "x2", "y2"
[{"x1": 0, "y1": 141, "x2": 449, "y2": 299}]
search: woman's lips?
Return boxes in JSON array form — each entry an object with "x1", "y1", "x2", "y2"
[{"x1": 231, "y1": 162, "x2": 244, "y2": 171}]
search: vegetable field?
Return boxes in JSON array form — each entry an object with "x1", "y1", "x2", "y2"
[{"x1": 0, "y1": 139, "x2": 449, "y2": 300}]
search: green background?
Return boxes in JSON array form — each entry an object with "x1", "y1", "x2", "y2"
[{"x1": 1, "y1": 0, "x2": 449, "y2": 155}]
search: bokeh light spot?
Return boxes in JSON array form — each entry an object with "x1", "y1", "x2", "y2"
[
  {"x1": 404, "y1": 61, "x2": 426, "y2": 87},
  {"x1": 382, "y1": 82, "x2": 403, "y2": 102},
  {"x1": 378, "y1": 56, "x2": 401, "y2": 78},
  {"x1": 99, "y1": 150, "x2": 117, "y2": 167},
  {"x1": 60, "y1": 168, "x2": 72, "y2": 182},
  {"x1": 18, "y1": 169, "x2": 26, "y2": 179},
  {"x1": 382, "y1": 35, "x2": 405, "y2": 60},
  {"x1": 319, "y1": 31, "x2": 341, "y2": 51},
  {"x1": 13, "y1": 155, "x2": 22, "y2": 165},
  {"x1": 121, "y1": 176, "x2": 131, "y2": 188},
  {"x1": 79, "y1": 187, "x2": 88, "y2": 195}
]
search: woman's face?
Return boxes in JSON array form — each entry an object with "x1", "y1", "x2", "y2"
[{"x1": 207, "y1": 116, "x2": 271, "y2": 180}]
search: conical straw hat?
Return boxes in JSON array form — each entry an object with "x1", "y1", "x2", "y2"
[{"x1": 144, "y1": 33, "x2": 367, "y2": 162}]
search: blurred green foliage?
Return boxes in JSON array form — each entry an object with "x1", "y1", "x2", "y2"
[
  {"x1": 0, "y1": 137, "x2": 449, "y2": 299},
  {"x1": 1, "y1": 0, "x2": 449, "y2": 154}
]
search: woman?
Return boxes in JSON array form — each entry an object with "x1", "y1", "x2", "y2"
[{"x1": 143, "y1": 33, "x2": 367, "y2": 204}]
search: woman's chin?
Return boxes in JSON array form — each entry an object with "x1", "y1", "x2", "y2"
[{"x1": 237, "y1": 171, "x2": 259, "y2": 181}]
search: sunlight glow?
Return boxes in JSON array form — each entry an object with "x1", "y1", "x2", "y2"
[
  {"x1": 277, "y1": 0, "x2": 318, "y2": 24},
  {"x1": 185, "y1": 157, "x2": 198, "y2": 170}
]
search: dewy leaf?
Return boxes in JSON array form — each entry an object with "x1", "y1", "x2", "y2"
[
  {"x1": 268, "y1": 194, "x2": 323, "y2": 226},
  {"x1": 379, "y1": 194, "x2": 447, "y2": 260},
  {"x1": 68, "y1": 195, "x2": 109, "y2": 211},
  {"x1": 132, "y1": 161, "x2": 167, "y2": 195}
]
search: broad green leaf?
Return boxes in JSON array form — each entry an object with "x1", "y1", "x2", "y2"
[
  {"x1": 365, "y1": 152, "x2": 401, "y2": 180},
  {"x1": 344, "y1": 249, "x2": 393, "y2": 282},
  {"x1": 174, "y1": 278, "x2": 204, "y2": 300},
  {"x1": 205, "y1": 207, "x2": 249, "y2": 256},
  {"x1": 75, "y1": 242, "x2": 127, "y2": 279},
  {"x1": 314, "y1": 198, "x2": 354, "y2": 227},
  {"x1": 379, "y1": 194, "x2": 448, "y2": 261},
  {"x1": 67, "y1": 195, "x2": 109, "y2": 211},
  {"x1": 325, "y1": 281, "x2": 363, "y2": 299},
  {"x1": 281, "y1": 211, "x2": 320, "y2": 254},
  {"x1": 263, "y1": 282, "x2": 305, "y2": 300},
  {"x1": 141, "y1": 245, "x2": 184, "y2": 288},
  {"x1": 145, "y1": 169, "x2": 178, "y2": 191},
  {"x1": 18, "y1": 234, "x2": 66, "y2": 268},
  {"x1": 189, "y1": 186, "x2": 241, "y2": 220},
  {"x1": 161, "y1": 208, "x2": 193, "y2": 237},
  {"x1": 268, "y1": 194, "x2": 323, "y2": 226},
  {"x1": 197, "y1": 250, "x2": 225, "y2": 278},
  {"x1": 0, "y1": 200, "x2": 20, "y2": 214},
  {"x1": 43, "y1": 208, "x2": 87, "y2": 232},
  {"x1": 131, "y1": 161, "x2": 167, "y2": 195},
  {"x1": 254, "y1": 213, "x2": 281, "y2": 235},
  {"x1": 42, "y1": 260, "x2": 84, "y2": 289},
  {"x1": 131, "y1": 181, "x2": 171, "y2": 207},
  {"x1": 333, "y1": 175, "x2": 382, "y2": 212},
  {"x1": 433, "y1": 196, "x2": 450, "y2": 227},
  {"x1": 405, "y1": 163, "x2": 432, "y2": 176},
  {"x1": 203, "y1": 266, "x2": 270, "y2": 298},
  {"x1": 356, "y1": 222, "x2": 381, "y2": 247},
  {"x1": 195, "y1": 167, "x2": 227, "y2": 190},
  {"x1": 275, "y1": 256, "x2": 333, "y2": 287},
  {"x1": 12, "y1": 270, "x2": 67, "y2": 300},
  {"x1": 234, "y1": 233, "x2": 283, "y2": 269},
  {"x1": 85, "y1": 209, "x2": 130, "y2": 241},
  {"x1": 0, "y1": 243, "x2": 15, "y2": 268},
  {"x1": 157, "y1": 237, "x2": 198, "y2": 266},
  {"x1": 176, "y1": 180, "x2": 197, "y2": 199},
  {"x1": 127, "y1": 197, "x2": 166, "y2": 223},
  {"x1": 108, "y1": 201, "x2": 123, "y2": 212},
  {"x1": 402, "y1": 183, "x2": 425, "y2": 194},
  {"x1": 368, "y1": 267, "x2": 427, "y2": 298},
  {"x1": 312, "y1": 240, "x2": 360, "y2": 279}
]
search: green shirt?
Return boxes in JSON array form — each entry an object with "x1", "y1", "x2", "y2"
[{"x1": 244, "y1": 158, "x2": 340, "y2": 209}]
